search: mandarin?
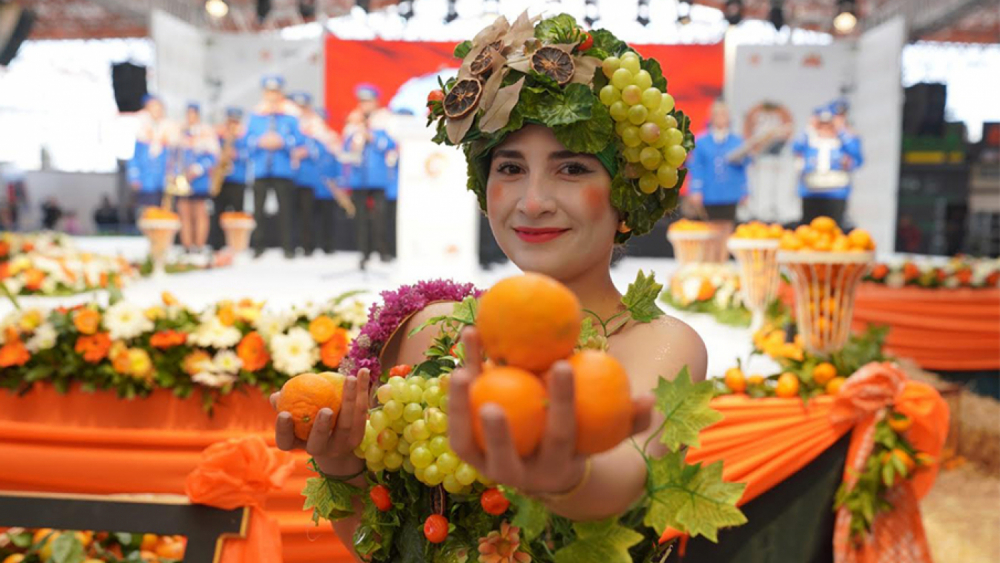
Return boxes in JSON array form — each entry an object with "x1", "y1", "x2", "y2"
[
  {"x1": 775, "y1": 372, "x2": 800, "y2": 398},
  {"x1": 848, "y1": 228, "x2": 874, "y2": 251},
  {"x1": 469, "y1": 366, "x2": 548, "y2": 456},
  {"x1": 3, "y1": 555, "x2": 25, "y2": 563},
  {"x1": 826, "y1": 376, "x2": 846, "y2": 395},
  {"x1": 477, "y1": 274, "x2": 581, "y2": 374},
  {"x1": 810, "y1": 216, "x2": 837, "y2": 233},
  {"x1": 276, "y1": 372, "x2": 346, "y2": 440},
  {"x1": 567, "y1": 350, "x2": 634, "y2": 455},
  {"x1": 724, "y1": 367, "x2": 746, "y2": 393},
  {"x1": 812, "y1": 362, "x2": 837, "y2": 386}
]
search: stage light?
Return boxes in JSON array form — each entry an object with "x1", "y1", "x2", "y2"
[
  {"x1": 584, "y1": 0, "x2": 599, "y2": 27},
  {"x1": 677, "y1": 1, "x2": 692, "y2": 26},
  {"x1": 444, "y1": 0, "x2": 458, "y2": 23},
  {"x1": 833, "y1": 0, "x2": 857, "y2": 34},
  {"x1": 724, "y1": 0, "x2": 743, "y2": 26},
  {"x1": 398, "y1": 0, "x2": 414, "y2": 21},
  {"x1": 768, "y1": 0, "x2": 785, "y2": 30},
  {"x1": 205, "y1": 0, "x2": 229, "y2": 19},
  {"x1": 637, "y1": 0, "x2": 650, "y2": 26}
]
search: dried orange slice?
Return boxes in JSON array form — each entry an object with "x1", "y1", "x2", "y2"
[
  {"x1": 531, "y1": 46, "x2": 575, "y2": 85},
  {"x1": 470, "y1": 40, "x2": 503, "y2": 78},
  {"x1": 443, "y1": 79, "x2": 483, "y2": 119}
]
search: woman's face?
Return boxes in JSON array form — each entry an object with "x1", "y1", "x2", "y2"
[{"x1": 486, "y1": 124, "x2": 618, "y2": 281}]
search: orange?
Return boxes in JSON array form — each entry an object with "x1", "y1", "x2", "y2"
[
  {"x1": 139, "y1": 551, "x2": 160, "y2": 563},
  {"x1": 724, "y1": 367, "x2": 746, "y2": 393},
  {"x1": 887, "y1": 414, "x2": 912, "y2": 433},
  {"x1": 775, "y1": 372, "x2": 800, "y2": 398},
  {"x1": 75, "y1": 531, "x2": 94, "y2": 547},
  {"x1": 567, "y1": 351, "x2": 633, "y2": 455},
  {"x1": 848, "y1": 228, "x2": 874, "y2": 251},
  {"x1": 831, "y1": 235, "x2": 851, "y2": 252},
  {"x1": 780, "y1": 233, "x2": 803, "y2": 251},
  {"x1": 155, "y1": 537, "x2": 186, "y2": 559},
  {"x1": 810, "y1": 216, "x2": 837, "y2": 233},
  {"x1": 276, "y1": 372, "x2": 346, "y2": 440},
  {"x1": 477, "y1": 274, "x2": 581, "y2": 374},
  {"x1": 891, "y1": 449, "x2": 916, "y2": 474},
  {"x1": 812, "y1": 236, "x2": 832, "y2": 252},
  {"x1": 826, "y1": 376, "x2": 846, "y2": 395},
  {"x1": 696, "y1": 279, "x2": 716, "y2": 301},
  {"x1": 141, "y1": 534, "x2": 159, "y2": 551},
  {"x1": 3, "y1": 555, "x2": 25, "y2": 563},
  {"x1": 469, "y1": 366, "x2": 548, "y2": 456},
  {"x1": 747, "y1": 374, "x2": 765, "y2": 386},
  {"x1": 768, "y1": 224, "x2": 785, "y2": 239},
  {"x1": 812, "y1": 362, "x2": 837, "y2": 386}
]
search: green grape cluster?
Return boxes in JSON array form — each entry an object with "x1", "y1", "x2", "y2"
[
  {"x1": 598, "y1": 51, "x2": 686, "y2": 194},
  {"x1": 356, "y1": 373, "x2": 487, "y2": 494}
]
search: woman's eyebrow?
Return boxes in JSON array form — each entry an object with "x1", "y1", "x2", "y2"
[
  {"x1": 548, "y1": 150, "x2": 585, "y2": 161},
  {"x1": 493, "y1": 149, "x2": 525, "y2": 160}
]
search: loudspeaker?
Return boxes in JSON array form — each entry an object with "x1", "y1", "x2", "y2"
[
  {"x1": 903, "y1": 83, "x2": 947, "y2": 137},
  {"x1": 0, "y1": 4, "x2": 35, "y2": 67},
  {"x1": 111, "y1": 61, "x2": 149, "y2": 113}
]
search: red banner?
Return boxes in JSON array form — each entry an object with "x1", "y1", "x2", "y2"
[{"x1": 324, "y1": 36, "x2": 723, "y2": 133}]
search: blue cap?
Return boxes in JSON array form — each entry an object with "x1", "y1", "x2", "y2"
[
  {"x1": 814, "y1": 106, "x2": 834, "y2": 122},
  {"x1": 829, "y1": 98, "x2": 849, "y2": 115},
  {"x1": 225, "y1": 106, "x2": 244, "y2": 119},
  {"x1": 261, "y1": 75, "x2": 286, "y2": 91},
  {"x1": 290, "y1": 91, "x2": 313, "y2": 106},
  {"x1": 355, "y1": 83, "x2": 380, "y2": 101},
  {"x1": 187, "y1": 102, "x2": 201, "y2": 113}
]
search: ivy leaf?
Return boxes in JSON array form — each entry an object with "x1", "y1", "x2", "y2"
[
  {"x1": 50, "y1": 533, "x2": 86, "y2": 563},
  {"x1": 621, "y1": 270, "x2": 665, "y2": 323},
  {"x1": 531, "y1": 83, "x2": 594, "y2": 127},
  {"x1": 589, "y1": 29, "x2": 627, "y2": 57},
  {"x1": 554, "y1": 98, "x2": 613, "y2": 154},
  {"x1": 644, "y1": 451, "x2": 747, "y2": 542},
  {"x1": 506, "y1": 492, "x2": 550, "y2": 541},
  {"x1": 302, "y1": 474, "x2": 361, "y2": 524},
  {"x1": 553, "y1": 517, "x2": 643, "y2": 563},
  {"x1": 451, "y1": 296, "x2": 478, "y2": 326},
  {"x1": 534, "y1": 13, "x2": 578, "y2": 43},
  {"x1": 654, "y1": 367, "x2": 723, "y2": 450}
]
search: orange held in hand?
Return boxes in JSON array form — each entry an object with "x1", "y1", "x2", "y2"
[
  {"x1": 476, "y1": 273, "x2": 582, "y2": 374},
  {"x1": 470, "y1": 366, "x2": 548, "y2": 456},
  {"x1": 276, "y1": 371, "x2": 346, "y2": 440},
  {"x1": 567, "y1": 350, "x2": 634, "y2": 455}
]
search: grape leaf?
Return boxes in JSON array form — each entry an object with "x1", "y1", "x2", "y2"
[
  {"x1": 577, "y1": 316, "x2": 601, "y2": 349},
  {"x1": 506, "y1": 492, "x2": 550, "y2": 541},
  {"x1": 554, "y1": 97, "x2": 613, "y2": 155},
  {"x1": 654, "y1": 367, "x2": 723, "y2": 450},
  {"x1": 302, "y1": 474, "x2": 362, "y2": 524},
  {"x1": 644, "y1": 451, "x2": 747, "y2": 542},
  {"x1": 50, "y1": 533, "x2": 85, "y2": 563},
  {"x1": 534, "y1": 13, "x2": 578, "y2": 43},
  {"x1": 621, "y1": 270, "x2": 665, "y2": 323},
  {"x1": 451, "y1": 296, "x2": 478, "y2": 326},
  {"x1": 552, "y1": 517, "x2": 644, "y2": 563}
]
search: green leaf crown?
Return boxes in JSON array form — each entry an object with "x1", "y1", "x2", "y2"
[{"x1": 427, "y1": 12, "x2": 695, "y2": 243}]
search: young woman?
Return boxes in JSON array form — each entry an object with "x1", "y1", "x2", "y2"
[
  {"x1": 273, "y1": 13, "x2": 706, "y2": 559},
  {"x1": 175, "y1": 103, "x2": 219, "y2": 256}
]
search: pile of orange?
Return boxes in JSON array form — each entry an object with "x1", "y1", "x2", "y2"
[
  {"x1": 732, "y1": 221, "x2": 784, "y2": 240},
  {"x1": 140, "y1": 207, "x2": 179, "y2": 221},
  {"x1": 276, "y1": 371, "x2": 346, "y2": 440},
  {"x1": 779, "y1": 216, "x2": 875, "y2": 253},
  {"x1": 668, "y1": 218, "x2": 712, "y2": 233},
  {"x1": 721, "y1": 361, "x2": 845, "y2": 398},
  {"x1": 220, "y1": 211, "x2": 254, "y2": 222},
  {"x1": 473, "y1": 273, "x2": 634, "y2": 456}
]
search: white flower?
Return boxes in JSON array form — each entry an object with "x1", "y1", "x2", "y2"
[
  {"x1": 885, "y1": 271, "x2": 905, "y2": 289},
  {"x1": 943, "y1": 276, "x2": 960, "y2": 289},
  {"x1": 192, "y1": 370, "x2": 237, "y2": 388},
  {"x1": 295, "y1": 300, "x2": 324, "y2": 320},
  {"x1": 270, "y1": 327, "x2": 318, "y2": 376},
  {"x1": 213, "y1": 349, "x2": 243, "y2": 374},
  {"x1": 189, "y1": 316, "x2": 242, "y2": 349},
  {"x1": 255, "y1": 311, "x2": 294, "y2": 340},
  {"x1": 334, "y1": 298, "x2": 370, "y2": 327},
  {"x1": 104, "y1": 301, "x2": 154, "y2": 340},
  {"x1": 681, "y1": 277, "x2": 704, "y2": 305},
  {"x1": 26, "y1": 323, "x2": 58, "y2": 353},
  {"x1": 3, "y1": 278, "x2": 24, "y2": 296},
  {"x1": 40, "y1": 277, "x2": 58, "y2": 295}
]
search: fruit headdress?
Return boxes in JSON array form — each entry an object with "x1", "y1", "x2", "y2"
[{"x1": 428, "y1": 12, "x2": 695, "y2": 243}]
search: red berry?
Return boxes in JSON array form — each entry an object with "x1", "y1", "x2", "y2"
[
  {"x1": 423, "y1": 514, "x2": 448, "y2": 544},
  {"x1": 427, "y1": 90, "x2": 445, "y2": 104},
  {"x1": 389, "y1": 364, "x2": 412, "y2": 378},
  {"x1": 578, "y1": 32, "x2": 593, "y2": 52},
  {"x1": 370, "y1": 485, "x2": 392, "y2": 512},
  {"x1": 480, "y1": 488, "x2": 510, "y2": 516}
]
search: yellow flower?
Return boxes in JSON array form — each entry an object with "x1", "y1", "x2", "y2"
[
  {"x1": 144, "y1": 306, "x2": 165, "y2": 321},
  {"x1": 235, "y1": 300, "x2": 263, "y2": 323},
  {"x1": 161, "y1": 291, "x2": 179, "y2": 306},
  {"x1": 127, "y1": 348, "x2": 154, "y2": 379},
  {"x1": 9, "y1": 256, "x2": 30, "y2": 275},
  {"x1": 18, "y1": 309, "x2": 43, "y2": 332}
]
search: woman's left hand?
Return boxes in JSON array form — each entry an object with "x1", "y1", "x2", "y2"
[{"x1": 449, "y1": 328, "x2": 655, "y2": 496}]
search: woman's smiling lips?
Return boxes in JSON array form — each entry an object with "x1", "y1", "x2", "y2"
[{"x1": 513, "y1": 226, "x2": 570, "y2": 243}]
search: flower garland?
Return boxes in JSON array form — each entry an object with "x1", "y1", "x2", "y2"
[
  {"x1": 866, "y1": 256, "x2": 1000, "y2": 289},
  {"x1": 342, "y1": 279, "x2": 480, "y2": 382},
  {"x1": 0, "y1": 233, "x2": 137, "y2": 297},
  {"x1": 0, "y1": 291, "x2": 367, "y2": 411},
  {"x1": 0, "y1": 527, "x2": 185, "y2": 563},
  {"x1": 661, "y1": 263, "x2": 762, "y2": 327}
]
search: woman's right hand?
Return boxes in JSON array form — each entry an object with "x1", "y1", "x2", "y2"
[{"x1": 271, "y1": 369, "x2": 371, "y2": 476}]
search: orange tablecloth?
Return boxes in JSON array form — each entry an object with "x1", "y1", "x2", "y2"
[
  {"x1": 0, "y1": 384, "x2": 353, "y2": 563},
  {"x1": 853, "y1": 284, "x2": 1000, "y2": 371}
]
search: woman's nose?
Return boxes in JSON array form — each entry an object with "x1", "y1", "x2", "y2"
[{"x1": 517, "y1": 173, "x2": 556, "y2": 217}]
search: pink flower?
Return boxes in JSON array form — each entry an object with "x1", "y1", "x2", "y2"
[{"x1": 478, "y1": 522, "x2": 531, "y2": 563}]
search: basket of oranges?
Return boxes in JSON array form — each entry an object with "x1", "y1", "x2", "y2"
[
  {"x1": 219, "y1": 211, "x2": 256, "y2": 254},
  {"x1": 727, "y1": 221, "x2": 785, "y2": 330},
  {"x1": 137, "y1": 207, "x2": 181, "y2": 275},
  {"x1": 778, "y1": 217, "x2": 875, "y2": 355},
  {"x1": 667, "y1": 219, "x2": 727, "y2": 265}
]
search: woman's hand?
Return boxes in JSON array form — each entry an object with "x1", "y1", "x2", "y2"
[
  {"x1": 449, "y1": 329, "x2": 654, "y2": 496},
  {"x1": 271, "y1": 369, "x2": 371, "y2": 477}
]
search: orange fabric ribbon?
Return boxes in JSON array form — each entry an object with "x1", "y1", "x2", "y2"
[
  {"x1": 830, "y1": 362, "x2": 949, "y2": 563},
  {"x1": 185, "y1": 435, "x2": 296, "y2": 563}
]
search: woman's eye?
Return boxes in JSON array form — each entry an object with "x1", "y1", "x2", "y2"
[
  {"x1": 561, "y1": 162, "x2": 593, "y2": 176},
  {"x1": 496, "y1": 162, "x2": 524, "y2": 175}
]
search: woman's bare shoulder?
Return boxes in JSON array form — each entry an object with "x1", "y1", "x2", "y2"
[
  {"x1": 614, "y1": 314, "x2": 708, "y2": 384},
  {"x1": 381, "y1": 301, "x2": 460, "y2": 370}
]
